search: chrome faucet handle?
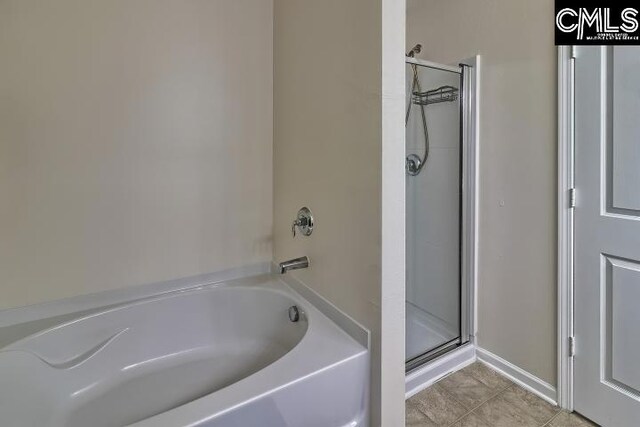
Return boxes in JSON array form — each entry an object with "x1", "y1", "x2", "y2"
[{"x1": 291, "y1": 207, "x2": 314, "y2": 238}]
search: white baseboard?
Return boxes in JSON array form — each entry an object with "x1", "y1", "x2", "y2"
[
  {"x1": 405, "y1": 344, "x2": 476, "y2": 399},
  {"x1": 476, "y1": 347, "x2": 557, "y2": 405}
]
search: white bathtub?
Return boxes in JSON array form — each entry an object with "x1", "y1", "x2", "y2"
[{"x1": 0, "y1": 274, "x2": 369, "y2": 426}]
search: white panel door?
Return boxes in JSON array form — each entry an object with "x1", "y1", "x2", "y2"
[{"x1": 574, "y1": 46, "x2": 640, "y2": 427}]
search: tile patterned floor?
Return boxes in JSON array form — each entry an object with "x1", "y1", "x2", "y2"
[{"x1": 406, "y1": 362, "x2": 599, "y2": 427}]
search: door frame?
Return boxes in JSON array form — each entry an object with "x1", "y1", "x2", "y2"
[{"x1": 557, "y1": 45, "x2": 575, "y2": 411}]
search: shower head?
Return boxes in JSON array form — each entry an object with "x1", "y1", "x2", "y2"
[{"x1": 406, "y1": 44, "x2": 422, "y2": 58}]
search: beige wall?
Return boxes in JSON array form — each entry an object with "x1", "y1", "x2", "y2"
[
  {"x1": 407, "y1": 0, "x2": 557, "y2": 385},
  {"x1": 273, "y1": 0, "x2": 385, "y2": 423},
  {"x1": 0, "y1": 0, "x2": 274, "y2": 309}
]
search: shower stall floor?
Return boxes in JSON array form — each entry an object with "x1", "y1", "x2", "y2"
[{"x1": 406, "y1": 301, "x2": 458, "y2": 361}]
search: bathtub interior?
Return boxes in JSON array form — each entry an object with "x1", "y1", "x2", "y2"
[{"x1": 0, "y1": 285, "x2": 308, "y2": 427}]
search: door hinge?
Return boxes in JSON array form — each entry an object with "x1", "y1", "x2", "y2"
[
  {"x1": 569, "y1": 188, "x2": 576, "y2": 208},
  {"x1": 569, "y1": 336, "x2": 576, "y2": 357},
  {"x1": 570, "y1": 45, "x2": 577, "y2": 59}
]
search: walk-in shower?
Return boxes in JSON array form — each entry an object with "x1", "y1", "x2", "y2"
[{"x1": 405, "y1": 48, "x2": 476, "y2": 372}]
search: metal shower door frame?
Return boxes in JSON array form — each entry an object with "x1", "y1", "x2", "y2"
[{"x1": 404, "y1": 56, "x2": 479, "y2": 372}]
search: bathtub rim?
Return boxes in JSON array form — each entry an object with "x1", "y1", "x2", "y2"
[
  {"x1": 0, "y1": 263, "x2": 271, "y2": 330},
  {"x1": 2, "y1": 283, "x2": 312, "y2": 358},
  {"x1": 0, "y1": 262, "x2": 369, "y2": 353}
]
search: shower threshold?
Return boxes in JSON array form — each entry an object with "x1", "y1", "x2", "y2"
[
  {"x1": 406, "y1": 337, "x2": 460, "y2": 372},
  {"x1": 405, "y1": 301, "x2": 463, "y2": 372}
]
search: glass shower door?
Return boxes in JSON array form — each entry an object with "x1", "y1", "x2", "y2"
[{"x1": 405, "y1": 60, "x2": 463, "y2": 369}]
